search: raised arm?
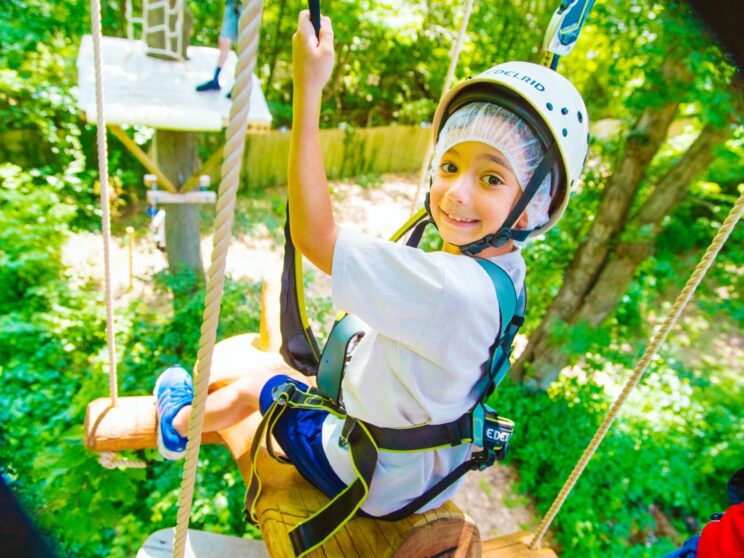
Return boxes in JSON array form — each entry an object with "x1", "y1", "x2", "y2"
[{"x1": 287, "y1": 10, "x2": 338, "y2": 275}]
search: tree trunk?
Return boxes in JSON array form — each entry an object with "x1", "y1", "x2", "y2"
[
  {"x1": 575, "y1": 122, "x2": 733, "y2": 326},
  {"x1": 516, "y1": 120, "x2": 733, "y2": 389},
  {"x1": 155, "y1": 130, "x2": 204, "y2": 281},
  {"x1": 264, "y1": 0, "x2": 288, "y2": 91},
  {"x1": 513, "y1": 59, "x2": 693, "y2": 387}
]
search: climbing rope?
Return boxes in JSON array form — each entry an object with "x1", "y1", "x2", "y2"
[
  {"x1": 88, "y1": 0, "x2": 148, "y2": 471},
  {"x1": 530, "y1": 188, "x2": 744, "y2": 549},
  {"x1": 89, "y1": 0, "x2": 118, "y2": 406},
  {"x1": 171, "y1": 0, "x2": 264, "y2": 556},
  {"x1": 409, "y1": 0, "x2": 474, "y2": 214}
]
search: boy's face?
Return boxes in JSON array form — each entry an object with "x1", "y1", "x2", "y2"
[{"x1": 430, "y1": 141, "x2": 528, "y2": 257}]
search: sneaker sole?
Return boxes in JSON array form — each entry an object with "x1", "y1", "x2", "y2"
[{"x1": 154, "y1": 373, "x2": 187, "y2": 461}]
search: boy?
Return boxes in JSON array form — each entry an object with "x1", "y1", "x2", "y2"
[
  {"x1": 195, "y1": 0, "x2": 242, "y2": 93},
  {"x1": 156, "y1": 7, "x2": 588, "y2": 544}
]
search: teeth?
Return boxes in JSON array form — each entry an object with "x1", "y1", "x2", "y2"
[{"x1": 445, "y1": 211, "x2": 476, "y2": 223}]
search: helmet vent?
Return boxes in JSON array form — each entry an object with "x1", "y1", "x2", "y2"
[
  {"x1": 577, "y1": 111, "x2": 584, "y2": 123},
  {"x1": 561, "y1": 107, "x2": 569, "y2": 115},
  {"x1": 546, "y1": 102, "x2": 554, "y2": 111},
  {"x1": 562, "y1": 128, "x2": 568, "y2": 137}
]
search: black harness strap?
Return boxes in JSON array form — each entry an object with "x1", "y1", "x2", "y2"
[{"x1": 279, "y1": 207, "x2": 322, "y2": 376}]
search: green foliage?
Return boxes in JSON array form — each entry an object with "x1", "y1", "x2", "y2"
[{"x1": 491, "y1": 347, "x2": 742, "y2": 557}]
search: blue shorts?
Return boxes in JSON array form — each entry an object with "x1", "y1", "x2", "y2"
[
  {"x1": 220, "y1": 1, "x2": 242, "y2": 41},
  {"x1": 259, "y1": 375, "x2": 346, "y2": 498}
]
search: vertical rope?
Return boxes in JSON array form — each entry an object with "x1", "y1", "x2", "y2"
[
  {"x1": 89, "y1": 0, "x2": 119, "y2": 406},
  {"x1": 530, "y1": 190, "x2": 744, "y2": 549},
  {"x1": 409, "y1": 0, "x2": 474, "y2": 214},
  {"x1": 171, "y1": 0, "x2": 263, "y2": 555}
]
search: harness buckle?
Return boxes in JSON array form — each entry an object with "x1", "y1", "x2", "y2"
[
  {"x1": 339, "y1": 416, "x2": 356, "y2": 448},
  {"x1": 271, "y1": 382, "x2": 296, "y2": 406}
]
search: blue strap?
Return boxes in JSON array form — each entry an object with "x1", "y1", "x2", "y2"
[
  {"x1": 474, "y1": 260, "x2": 517, "y2": 341},
  {"x1": 472, "y1": 259, "x2": 522, "y2": 396},
  {"x1": 317, "y1": 314, "x2": 366, "y2": 403}
]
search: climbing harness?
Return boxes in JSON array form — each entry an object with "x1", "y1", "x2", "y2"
[{"x1": 247, "y1": 203, "x2": 525, "y2": 555}]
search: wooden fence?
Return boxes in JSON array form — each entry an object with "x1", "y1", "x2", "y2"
[
  {"x1": 222, "y1": 124, "x2": 432, "y2": 190},
  {"x1": 1, "y1": 125, "x2": 433, "y2": 190}
]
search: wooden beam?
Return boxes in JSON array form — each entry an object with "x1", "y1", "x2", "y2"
[
  {"x1": 147, "y1": 190, "x2": 216, "y2": 205},
  {"x1": 181, "y1": 146, "x2": 224, "y2": 193},
  {"x1": 108, "y1": 125, "x2": 177, "y2": 192}
]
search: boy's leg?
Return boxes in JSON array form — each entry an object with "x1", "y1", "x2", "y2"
[
  {"x1": 172, "y1": 369, "x2": 276, "y2": 436},
  {"x1": 154, "y1": 335, "x2": 310, "y2": 460}
]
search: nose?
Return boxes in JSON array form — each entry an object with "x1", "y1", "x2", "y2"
[{"x1": 446, "y1": 174, "x2": 474, "y2": 205}]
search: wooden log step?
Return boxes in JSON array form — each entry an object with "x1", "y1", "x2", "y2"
[
  {"x1": 217, "y1": 415, "x2": 481, "y2": 558},
  {"x1": 252, "y1": 449, "x2": 480, "y2": 557},
  {"x1": 84, "y1": 395, "x2": 223, "y2": 452}
]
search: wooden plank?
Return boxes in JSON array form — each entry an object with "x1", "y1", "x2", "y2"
[
  {"x1": 181, "y1": 146, "x2": 224, "y2": 193},
  {"x1": 137, "y1": 528, "x2": 268, "y2": 558},
  {"x1": 482, "y1": 533, "x2": 557, "y2": 558},
  {"x1": 108, "y1": 125, "x2": 177, "y2": 192},
  {"x1": 147, "y1": 190, "x2": 217, "y2": 205},
  {"x1": 84, "y1": 396, "x2": 222, "y2": 451}
]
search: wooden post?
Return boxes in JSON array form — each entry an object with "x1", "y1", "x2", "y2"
[
  {"x1": 126, "y1": 226, "x2": 135, "y2": 290},
  {"x1": 155, "y1": 129, "x2": 204, "y2": 281}
]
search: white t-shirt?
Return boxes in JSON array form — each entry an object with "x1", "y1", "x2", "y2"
[{"x1": 323, "y1": 227, "x2": 526, "y2": 516}]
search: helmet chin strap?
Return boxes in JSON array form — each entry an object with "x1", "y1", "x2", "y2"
[{"x1": 454, "y1": 142, "x2": 560, "y2": 256}]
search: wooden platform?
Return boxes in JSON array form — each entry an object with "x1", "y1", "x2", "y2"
[
  {"x1": 137, "y1": 528, "x2": 268, "y2": 558},
  {"x1": 76, "y1": 34, "x2": 272, "y2": 131},
  {"x1": 482, "y1": 532, "x2": 557, "y2": 558}
]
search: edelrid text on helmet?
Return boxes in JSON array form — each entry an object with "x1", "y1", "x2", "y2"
[{"x1": 488, "y1": 68, "x2": 546, "y2": 92}]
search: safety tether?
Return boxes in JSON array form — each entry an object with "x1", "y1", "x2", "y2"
[
  {"x1": 541, "y1": 0, "x2": 596, "y2": 69},
  {"x1": 529, "y1": 189, "x2": 744, "y2": 549},
  {"x1": 409, "y1": 0, "x2": 475, "y2": 214},
  {"x1": 171, "y1": 1, "x2": 264, "y2": 557}
]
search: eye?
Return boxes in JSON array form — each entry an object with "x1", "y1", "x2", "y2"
[
  {"x1": 484, "y1": 174, "x2": 505, "y2": 187},
  {"x1": 440, "y1": 162, "x2": 458, "y2": 174}
]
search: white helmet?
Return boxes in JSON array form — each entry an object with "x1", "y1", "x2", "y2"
[{"x1": 430, "y1": 61, "x2": 589, "y2": 251}]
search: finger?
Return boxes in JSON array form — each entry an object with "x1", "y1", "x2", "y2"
[
  {"x1": 297, "y1": 9, "x2": 309, "y2": 27},
  {"x1": 297, "y1": 9, "x2": 318, "y2": 42},
  {"x1": 319, "y1": 15, "x2": 333, "y2": 45},
  {"x1": 319, "y1": 15, "x2": 333, "y2": 36}
]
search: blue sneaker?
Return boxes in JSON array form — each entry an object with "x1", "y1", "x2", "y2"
[{"x1": 154, "y1": 365, "x2": 194, "y2": 460}]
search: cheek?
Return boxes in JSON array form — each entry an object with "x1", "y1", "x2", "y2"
[{"x1": 429, "y1": 181, "x2": 445, "y2": 208}]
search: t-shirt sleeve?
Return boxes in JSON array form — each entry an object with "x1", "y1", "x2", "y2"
[{"x1": 331, "y1": 227, "x2": 449, "y2": 347}]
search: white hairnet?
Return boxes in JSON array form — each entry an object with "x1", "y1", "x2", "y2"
[{"x1": 431, "y1": 102, "x2": 552, "y2": 233}]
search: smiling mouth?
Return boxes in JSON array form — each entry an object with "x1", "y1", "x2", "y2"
[{"x1": 441, "y1": 208, "x2": 479, "y2": 226}]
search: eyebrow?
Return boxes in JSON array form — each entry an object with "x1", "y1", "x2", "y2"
[
  {"x1": 447, "y1": 148, "x2": 513, "y2": 171},
  {"x1": 479, "y1": 152, "x2": 512, "y2": 169}
]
